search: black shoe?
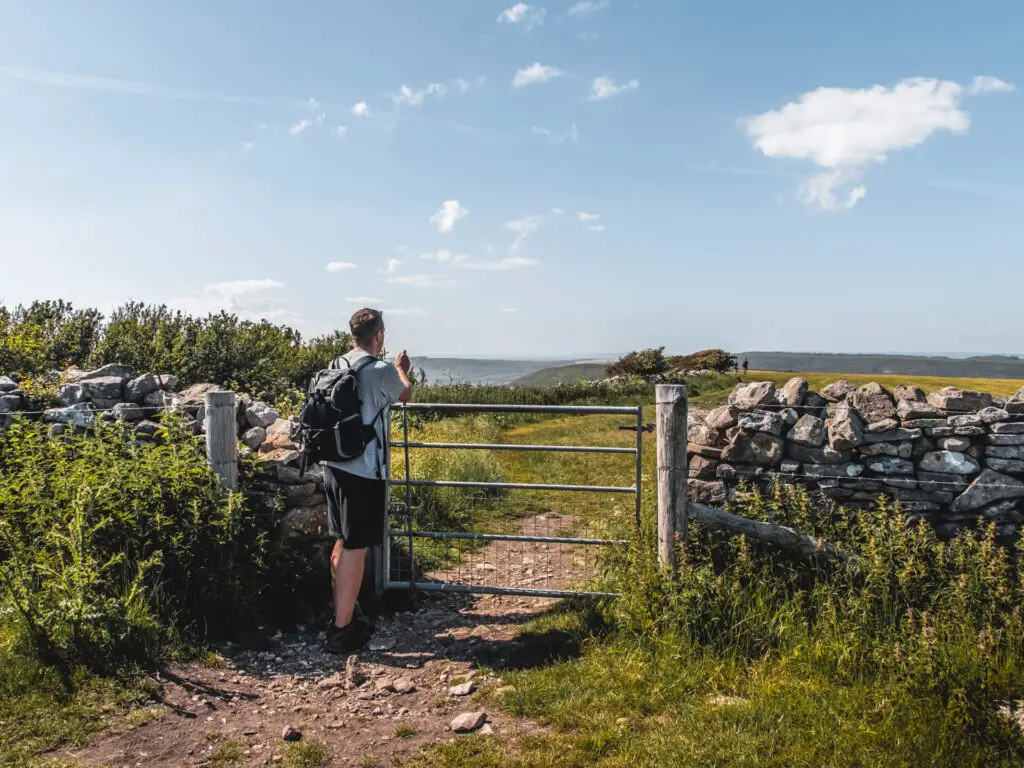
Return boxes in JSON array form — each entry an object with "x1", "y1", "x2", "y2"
[{"x1": 325, "y1": 621, "x2": 371, "y2": 654}]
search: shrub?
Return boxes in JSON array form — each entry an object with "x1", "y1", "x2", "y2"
[
  {"x1": 0, "y1": 415, "x2": 276, "y2": 672},
  {"x1": 605, "y1": 348, "x2": 669, "y2": 379},
  {"x1": 667, "y1": 348, "x2": 737, "y2": 373}
]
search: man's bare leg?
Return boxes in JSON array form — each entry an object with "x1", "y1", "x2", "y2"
[{"x1": 332, "y1": 544, "x2": 367, "y2": 628}]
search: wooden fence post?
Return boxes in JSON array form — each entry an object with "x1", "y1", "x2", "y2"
[
  {"x1": 205, "y1": 391, "x2": 238, "y2": 491},
  {"x1": 656, "y1": 384, "x2": 688, "y2": 569}
]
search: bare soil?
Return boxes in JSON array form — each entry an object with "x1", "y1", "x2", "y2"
[{"x1": 65, "y1": 515, "x2": 599, "y2": 767}]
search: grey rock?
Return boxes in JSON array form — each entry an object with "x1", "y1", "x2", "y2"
[
  {"x1": 939, "y1": 437, "x2": 972, "y2": 452},
  {"x1": 779, "y1": 459, "x2": 801, "y2": 475},
  {"x1": 866, "y1": 457, "x2": 915, "y2": 475},
  {"x1": 0, "y1": 375, "x2": 17, "y2": 392},
  {"x1": 985, "y1": 458, "x2": 1024, "y2": 474},
  {"x1": 860, "y1": 442, "x2": 913, "y2": 459},
  {"x1": 785, "y1": 443, "x2": 850, "y2": 464},
  {"x1": 143, "y1": 390, "x2": 172, "y2": 409},
  {"x1": 246, "y1": 402, "x2": 280, "y2": 429},
  {"x1": 897, "y1": 399, "x2": 946, "y2": 421},
  {"x1": 967, "y1": 445, "x2": 983, "y2": 461},
  {"x1": 950, "y1": 469, "x2": 1024, "y2": 513},
  {"x1": 925, "y1": 426, "x2": 955, "y2": 438},
  {"x1": 779, "y1": 408, "x2": 799, "y2": 428},
  {"x1": 978, "y1": 407, "x2": 1010, "y2": 425},
  {"x1": 918, "y1": 451, "x2": 981, "y2": 475},
  {"x1": 156, "y1": 374, "x2": 179, "y2": 391},
  {"x1": 58, "y1": 383, "x2": 86, "y2": 406},
  {"x1": 1004, "y1": 385, "x2": 1024, "y2": 415},
  {"x1": 125, "y1": 374, "x2": 162, "y2": 402},
  {"x1": 737, "y1": 410, "x2": 785, "y2": 436},
  {"x1": 901, "y1": 502, "x2": 942, "y2": 513},
  {"x1": 688, "y1": 479, "x2": 727, "y2": 504},
  {"x1": 883, "y1": 477, "x2": 918, "y2": 490},
  {"x1": 451, "y1": 712, "x2": 488, "y2": 734},
  {"x1": 861, "y1": 427, "x2": 921, "y2": 444},
  {"x1": 902, "y1": 418, "x2": 948, "y2": 429},
  {"x1": 985, "y1": 434, "x2": 1024, "y2": 446},
  {"x1": 716, "y1": 464, "x2": 765, "y2": 482},
  {"x1": 175, "y1": 383, "x2": 222, "y2": 407},
  {"x1": 889, "y1": 488, "x2": 954, "y2": 503},
  {"x1": 992, "y1": 396, "x2": 1009, "y2": 408},
  {"x1": 282, "y1": 725, "x2": 302, "y2": 742},
  {"x1": 266, "y1": 418, "x2": 295, "y2": 437},
  {"x1": 111, "y1": 402, "x2": 145, "y2": 422},
  {"x1": 91, "y1": 397, "x2": 121, "y2": 411},
  {"x1": 927, "y1": 387, "x2": 993, "y2": 412},
  {"x1": 827, "y1": 402, "x2": 864, "y2": 451},
  {"x1": 689, "y1": 455, "x2": 719, "y2": 479},
  {"x1": 840, "y1": 478, "x2": 883, "y2": 491},
  {"x1": 978, "y1": 500, "x2": 1024, "y2": 523},
  {"x1": 778, "y1": 377, "x2": 808, "y2": 408},
  {"x1": 865, "y1": 418, "x2": 900, "y2": 433},
  {"x1": 803, "y1": 391, "x2": 828, "y2": 414},
  {"x1": 721, "y1": 430, "x2": 783, "y2": 466},
  {"x1": 705, "y1": 404, "x2": 739, "y2": 431},
  {"x1": 0, "y1": 394, "x2": 21, "y2": 413},
  {"x1": 688, "y1": 414, "x2": 727, "y2": 448},
  {"x1": 954, "y1": 426, "x2": 986, "y2": 437},
  {"x1": 912, "y1": 437, "x2": 937, "y2": 459},
  {"x1": 893, "y1": 385, "x2": 926, "y2": 402},
  {"x1": 728, "y1": 382, "x2": 777, "y2": 410},
  {"x1": 134, "y1": 420, "x2": 163, "y2": 437},
  {"x1": 917, "y1": 473, "x2": 962, "y2": 495},
  {"x1": 986, "y1": 445, "x2": 1024, "y2": 460},
  {"x1": 786, "y1": 415, "x2": 826, "y2": 447},
  {"x1": 43, "y1": 403, "x2": 95, "y2": 428},
  {"x1": 851, "y1": 382, "x2": 897, "y2": 424},
  {"x1": 820, "y1": 380, "x2": 856, "y2": 402},
  {"x1": 242, "y1": 427, "x2": 267, "y2": 450},
  {"x1": 803, "y1": 463, "x2": 863, "y2": 479},
  {"x1": 449, "y1": 682, "x2": 476, "y2": 696},
  {"x1": 992, "y1": 422, "x2": 1024, "y2": 435},
  {"x1": 80, "y1": 363, "x2": 134, "y2": 381},
  {"x1": 79, "y1": 376, "x2": 125, "y2": 401},
  {"x1": 948, "y1": 414, "x2": 983, "y2": 428}
]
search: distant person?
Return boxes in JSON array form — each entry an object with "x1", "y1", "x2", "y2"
[
  {"x1": 323, "y1": 308, "x2": 413, "y2": 654},
  {"x1": 742, "y1": 358, "x2": 749, "y2": 375}
]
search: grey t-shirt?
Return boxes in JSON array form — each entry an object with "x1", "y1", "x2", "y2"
[{"x1": 324, "y1": 350, "x2": 406, "y2": 480}]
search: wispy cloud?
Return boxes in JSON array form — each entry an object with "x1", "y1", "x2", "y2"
[
  {"x1": 240, "y1": 141, "x2": 255, "y2": 151},
  {"x1": 567, "y1": 0, "x2": 610, "y2": 17},
  {"x1": 170, "y1": 279, "x2": 299, "y2": 323},
  {"x1": 346, "y1": 296, "x2": 384, "y2": 304},
  {"x1": 387, "y1": 273, "x2": 457, "y2": 288},
  {"x1": 503, "y1": 214, "x2": 543, "y2": 250},
  {"x1": 421, "y1": 249, "x2": 468, "y2": 263},
  {"x1": 513, "y1": 63, "x2": 566, "y2": 88},
  {"x1": 289, "y1": 119, "x2": 315, "y2": 135},
  {"x1": 351, "y1": 101, "x2": 370, "y2": 117},
  {"x1": 458, "y1": 257, "x2": 538, "y2": 271},
  {"x1": 386, "y1": 258, "x2": 403, "y2": 274},
  {"x1": 743, "y1": 75, "x2": 1015, "y2": 210},
  {"x1": 587, "y1": 77, "x2": 639, "y2": 101},
  {"x1": 430, "y1": 200, "x2": 469, "y2": 233},
  {"x1": 335, "y1": 125, "x2": 348, "y2": 139},
  {"x1": 498, "y1": 3, "x2": 546, "y2": 28},
  {"x1": 325, "y1": 261, "x2": 358, "y2": 273},
  {"x1": 0, "y1": 65, "x2": 288, "y2": 107},
  {"x1": 578, "y1": 211, "x2": 605, "y2": 231},
  {"x1": 531, "y1": 123, "x2": 578, "y2": 142},
  {"x1": 501, "y1": 307, "x2": 520, "y2": 313},
  {"x1": 393, "y1": 82, "x2": 447, "y2": 107}
]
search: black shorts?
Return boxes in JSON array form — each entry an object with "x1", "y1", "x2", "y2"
[{"x1": 324, "y1": 466, "x2": 387, "y2": 550}]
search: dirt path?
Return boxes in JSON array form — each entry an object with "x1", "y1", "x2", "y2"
[{"x1": 67, "y1": 515, "x2": 597, "y2": 767}]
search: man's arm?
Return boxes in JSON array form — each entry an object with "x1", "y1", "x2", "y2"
[{"x1": 394, "y1": 351, "x2": 413, "y2": 404}]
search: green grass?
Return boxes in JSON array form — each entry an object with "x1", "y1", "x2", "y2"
[
  {"x1": 281, "y1": 741, "x2": 332, "y2": 768},
  {"x1": 514, "y1": 363, "x2": 609, "y2": 387},
  {"x1": 207, "y1": 739, "x2": 245, "y2": 767},
  {"x1": 692, "y1": 370, "x2": 1024, "y2": 405}
]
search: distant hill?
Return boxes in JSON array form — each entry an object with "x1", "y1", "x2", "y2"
[
  {"x1": 410, "y1": 357, "x2": 574, "y2": 385},
  {"x1": 514, "y1": 363, "x2": 609, "y2": 386},
  {"x1": 738, "y1": 352, "x2": 1024, "y2": 380}
]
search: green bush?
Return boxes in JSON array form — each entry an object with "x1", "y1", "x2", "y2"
[
  {"x1": 605, "y1": 347, "x2": 669, "y2": 379},
  {"x1": 0, "y1": 416, "x2": 276, "y2": 672},
  {"x1": 667, "y1": 348, "x2": 737, "y2": 373}
]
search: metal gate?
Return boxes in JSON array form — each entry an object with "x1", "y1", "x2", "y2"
[{"x1": 384, "y1": 403, "x2": 644, "y2": 599}]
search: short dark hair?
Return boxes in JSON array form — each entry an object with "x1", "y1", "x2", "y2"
[{"x1": 350, "y1": 308, "x2": 384, "y2": 346}]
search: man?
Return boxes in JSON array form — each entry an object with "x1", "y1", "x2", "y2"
[{"x1": 323, "y1": 308, "x2": 413, "y2": 654}]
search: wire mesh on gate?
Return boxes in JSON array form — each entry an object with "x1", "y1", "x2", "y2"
[{"x1": 384, "y1": 402, "x2": 644, "y2": 599}]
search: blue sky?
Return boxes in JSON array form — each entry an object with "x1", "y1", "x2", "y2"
[{"x1": 1, "y1": 1, "x2": 1021, "y2": 358}]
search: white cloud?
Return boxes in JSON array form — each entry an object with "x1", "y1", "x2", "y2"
[
  {"x1": 394, "y1": 82, "x2": 447, "y2": 107},
  {"x1": 430, "y1": 200, "x2": 468, "y2": 233},
  {"x1": 388, "y1": 273, "x2": 456, "y2": 288},
  {"x1": 587, "y1": 77, "x2": 639, "y2": 101},
  {"x1": 170, "y1": 279, "x2": 299, "y2": 323},
  {"x1": 335, "y1": 125, "x2": 348, "y2": 139},
  {"x1": 587, "y1": 223, "x2": 606, "y2": 232},
  {"x1": 421, "y1": 249, "x2": 468, "y2": 263},
  {"x1": 498, "y1": 3, "x2": 546, "y2": 27},
  {"x1": 743, "y1": 75, "x2": 1013, "y2": 210},
  {"x1": 458, "y1": 257, "x2": 538, "y2": 271},
  {"x1": 578, "y1": 211, "x2": 605, "y2": 231},
  {"x1": 567, "y1": 1, "x2": 610, "y2": 16},
  {"x1": 503, "y1": 214, "x2": 542, "y2": 250},
  {"x1": 513, "y1": 63, "x2": 566, "y2": 88},
  {"x1": 532, "y1": 123, "x2": 578, "y2": 142},
  {"x1": 351, "y1": 102, "x2": 370, "y2": 117},
  {"x1": 325, "y1": 261, "x2": 358, "y2": 273},
  {"x1": 346, "y1": 296, "x2": 383, "y2": 304},
  {"x1": 501, "y1": 307, "x2": 520, "y2": 313},
  {"x1": 386, "y1": 258, "x2": 403, "y2": 273},
  {"x1": 240, "y1": 141, "x2": 255, "y2": 151},
  {"x1": 551, "y1": 207, "x2": 564, "y2": 214},
  {"x1": 578, "y1": 211, "x2": 600, "y2": 221},
  {"x1": 290, "y1": 98, "x2": 325, "y2": 134},
  {"x1": 289, "y1": 119, "x2": 314, "y2": 135},
  {"x1": 455, "y1": 78, "x2": 472, "y2": 93}
]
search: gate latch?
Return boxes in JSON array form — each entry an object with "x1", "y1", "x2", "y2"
[{"x1": 618, "y1": 423, "x2": 655, "y2": 433}]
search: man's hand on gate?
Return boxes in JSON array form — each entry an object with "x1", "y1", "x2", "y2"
[{"x1": 395, "y1": 350, "x2": 411, "y2": 373}]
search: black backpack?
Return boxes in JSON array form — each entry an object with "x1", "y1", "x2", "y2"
[{"x1": 297, "y1": 354, "x2": 386, "y2": 469}]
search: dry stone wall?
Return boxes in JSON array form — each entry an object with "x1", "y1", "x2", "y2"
[{"x1": 688, "y1": 378, "x2": 1024, "y2": 539}]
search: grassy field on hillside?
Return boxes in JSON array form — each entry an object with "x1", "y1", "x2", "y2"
[
  {"x1": 692, "y1": 369, "x2": 1024, "y2": 404},
  {"x1": 514, "y1": 363, "x2": 609, "y2": 386}
]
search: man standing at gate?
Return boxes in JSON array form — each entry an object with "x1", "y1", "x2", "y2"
[{"x1": 323, "y1": 308, "x2": 413, "y2": 654}]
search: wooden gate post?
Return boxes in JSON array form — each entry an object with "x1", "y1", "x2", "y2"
[
  {"x1": 205, "y1": 391, "x2": 238, "y2": 491},
  {"x1": 656, "y1": 384, "x2": 688, "y2": 569}
]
